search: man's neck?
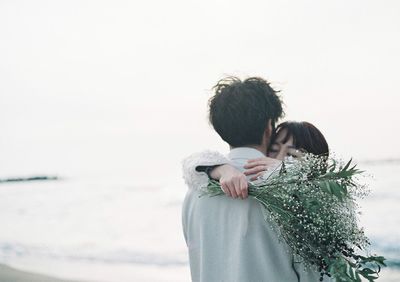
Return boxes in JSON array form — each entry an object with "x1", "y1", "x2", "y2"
[{"x1": 229, "y1": 145, "x2": 266, "y2": 156}]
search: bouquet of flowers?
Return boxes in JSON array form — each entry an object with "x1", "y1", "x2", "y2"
[{"x1": 200, "y1": 154, "x2": 386, "y2": 282}]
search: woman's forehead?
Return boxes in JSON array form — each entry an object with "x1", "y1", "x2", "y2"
[{"x1": 275, "y1": 128, "x2": 293, "y2": 144}]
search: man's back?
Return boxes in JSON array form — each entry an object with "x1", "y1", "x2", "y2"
[{"x1": 182, "y1": 148, "x2": 301, "y2": 282}]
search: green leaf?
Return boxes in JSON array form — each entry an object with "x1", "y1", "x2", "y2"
[
  {"x1": 318, "y1": 181, "x2": 332, "y2": 194},
  {"x1": 318, "y1": 180, "x2": 348, "y2": 200},
  {"x1": 355, "y1": 271, "x2": 362, "y2": 282},
  {"x1": 329, "y1": 181, "x2": 347, "y2": 200},
  {"x1": 342, "y1": 158, "x2": 352, "y2": 172},
  {"x1": 360, "y1": 268, "x2": 376, "y2": 275}
]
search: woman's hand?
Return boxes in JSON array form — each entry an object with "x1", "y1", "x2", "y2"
[
  {"x1": 244, "y1": 157, "x2": 282, "y2": 181},
  {"x1": 210, "y1": 164, "x2": 248, "y2": 199}
]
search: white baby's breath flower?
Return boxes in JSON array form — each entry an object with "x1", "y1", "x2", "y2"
[{"x1": 201, "y1": 153, "x2": 386, "y2": 281}]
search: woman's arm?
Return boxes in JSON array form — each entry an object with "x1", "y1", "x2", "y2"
[
  {"x1": 182, "y1": 150, "x2": 230, "y2": 190},
  {"x1": 182, "y1": 150, "x2": 248, "y2": 199},
  {"x1": 210, "y1": 164, "x2": 249, "y2": 199},
  {"x1": 182, "y1": 151, "x2": 281, "y2": 199}
]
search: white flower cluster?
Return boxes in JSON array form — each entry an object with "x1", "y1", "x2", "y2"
[{"x1": 202, "y1": 153, "x2": 383, "y2": 281}]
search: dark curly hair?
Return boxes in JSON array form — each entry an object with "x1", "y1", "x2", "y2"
[{"x1": 208, "y1": 76, "x2": 284, "y2": 147}]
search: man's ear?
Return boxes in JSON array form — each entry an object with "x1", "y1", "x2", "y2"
[{"x1": 265, "y1": 120, "x2": 273, "y2": 138}]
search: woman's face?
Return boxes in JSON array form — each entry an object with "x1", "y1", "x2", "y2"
[{"x1": 267, "y1": 129, "x2": 303, "y2": 160}]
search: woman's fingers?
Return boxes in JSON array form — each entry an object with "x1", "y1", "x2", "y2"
[
  {"x1": 233, "y1": 180, "x2": 242, "y2": 199},
  {"x1": 250, "y1": 171, "x2": 265, "y2": 181},
  {"x1": 221, "y1": 181, "x2": 232, "y2": 197},
  {"x1": 219, "y1": 159, "x2": 281, "y2": 197},
  {"x1": 222, "y1": 179, "x2": 238, "y2": 198},
  {"x1": 243, "y1": 160, "x2": 267, "y2": 169},
  {"x1": 245, "y1": 158, "x2": 282, "y2": 177},
  {"x1": 245, "y1": 157, "x2": 281, "y2": 168},
  {"x1": 244, "y1": 165, "x2": 268, "y2": 175},
  {"x1": 247, "y1": 157, "x2": 265, "y2": 163},
  {"x1": 220, "y1": 174, "x2": 248, "y2": 199},
  {"x1": 230, "y1": 184, "x2": 238, "y2": 198},
  {"x1": 240, "y1": 177, "x2": 248, "y2": 199}
]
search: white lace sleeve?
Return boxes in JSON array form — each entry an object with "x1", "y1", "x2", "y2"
[{"x1": 182, "y1": 150, "x2": 230, "y2": 190}]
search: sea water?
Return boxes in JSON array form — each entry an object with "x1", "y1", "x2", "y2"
[{"x1": 0, "y1": 162, "x2": 399, "y2": 282}]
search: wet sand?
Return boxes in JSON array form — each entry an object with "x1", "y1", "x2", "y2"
[{"x1": 0, "y1": 264, "x2": 89, "y2": 282}]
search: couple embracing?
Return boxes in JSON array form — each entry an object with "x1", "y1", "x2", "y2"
[{"x1": 182, "y1": 76, "x2": 332, "y2": 282}]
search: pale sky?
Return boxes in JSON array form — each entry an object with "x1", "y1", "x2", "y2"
[{"x1": 1, "y1": 0, "x2": 399, "y2": 183}]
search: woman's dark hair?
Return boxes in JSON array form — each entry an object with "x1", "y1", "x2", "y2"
[
  {"x1": 272, "y1": 121, "x2": 329, "y2": 157},
  {"x1": 208, "y1": 76, "x2": 284, "y2": 147}
]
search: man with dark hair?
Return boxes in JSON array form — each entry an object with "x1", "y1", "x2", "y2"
[
  {"x1": 182, "y1": 76, "x2": 314, "y2": 281},
  {"x1": 209, "y1": 76, "x2": 283, "y2": 148}
]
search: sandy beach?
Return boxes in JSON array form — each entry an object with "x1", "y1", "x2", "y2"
[
  {"x1": 0, "y1": 264, "x2": 89, "y2": 282},
  {"x1": 1, "y1": 263, "x2": 399, "y2": 282}
]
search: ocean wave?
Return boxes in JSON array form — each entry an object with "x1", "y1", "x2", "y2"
[
  {"x1": 368, "y1": 239, "x2": 400, "y2": 269},
  {"x1": 1, "y1": 240, "x2": 399, "y2": 271},
  {"x1": 0, "y1": 242, "x2": 188, "y2": 266},
  {"x1": 359, "y1": 158, "x2": 400, "y2": 166}
]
